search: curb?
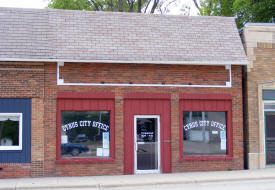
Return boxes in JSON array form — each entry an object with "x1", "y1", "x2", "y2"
[
  {"x1": 98, "y1": 176, "x2": 275, "y2": 188},
  {"x1": 3, "y1": 174, "x2": 275, "y2": 190}
]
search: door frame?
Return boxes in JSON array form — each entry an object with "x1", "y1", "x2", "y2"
[{"x1": 134, "y1": 115, "x2": 161, "y2": 174}]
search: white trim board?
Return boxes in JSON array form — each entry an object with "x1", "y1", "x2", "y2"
[
  {"x1": 0, "y1": 58, "x2": 249, "y2": 65},
  {"x1": 56, "y1": 62, "x2": 232, "y2": 88}
]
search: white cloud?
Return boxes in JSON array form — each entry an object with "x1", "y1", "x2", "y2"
[
  {"x1": 0, "y1": 0, "x2": 49, "y2": 9},
  {"x1": 167, "y1": 0, "x2": 199, "y2": 16}
]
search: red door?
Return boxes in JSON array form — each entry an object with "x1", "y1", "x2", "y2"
[{"x1": 124, "y1": 93, "x2": 171, "y2": 174}]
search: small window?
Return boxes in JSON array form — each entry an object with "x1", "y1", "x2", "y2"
[
  {"x1": 61, "y1": 111, "x2": 110, "y2": 158},
  {"x1": 0, "y1": 113, "x2": 22, "y2": 150},
  {"x1": 183, "y1": 111, "x2": 227, "y2": 156}
]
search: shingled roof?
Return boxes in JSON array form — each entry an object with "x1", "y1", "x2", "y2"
[{"x1": 0, "y1": 7, "x2": 248, "y2": 65}]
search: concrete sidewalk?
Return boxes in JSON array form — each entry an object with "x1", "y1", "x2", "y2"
[{"x1": 1, "y1": 168, "x2": 275, "y2": 190}]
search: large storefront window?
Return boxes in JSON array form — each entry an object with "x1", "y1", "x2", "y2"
[
  {"x1": 183, "y1": 111, "x2": 227, "y2": 156},
  {"x1": 61, "y1": 111, "x2": 110, "y2": 158}
]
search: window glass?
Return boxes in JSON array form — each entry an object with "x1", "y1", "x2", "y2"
[
  {"x1": 0, "y1": 115, "x2": 20, "y2": 147},
  {"x1": 61, "y1": 111, "x2": 110, "y2": 158},
  {"x1": 183, "y1": 111, "x2": 227, "y2": 156},
  {"x1": 263, "y1": 90, "x2": 275, "y2": 100},
  {"x1": 264, "y1": 104, "x2": 275, "y2": 110},
  {"x1": 265, "y1": 113, "x2": 275, "y2": 164},
  {"x1": 137, "y1": 118, "x2": 157, "y2": 143}
]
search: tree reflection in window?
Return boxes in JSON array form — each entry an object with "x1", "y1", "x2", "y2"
[
  {"x1": 61, "y1": 111, "x2": 110, "y2": 158},
  {"x1": 183, "y1": 111, "x2": 227, "y2": 156},
  {"x1": 0, "y1": 116, "x2": 19, "y2": 146}
]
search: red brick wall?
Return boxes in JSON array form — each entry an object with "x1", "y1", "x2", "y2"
[
  {"x1": 0, "y1": 163, "x2": 30, "y2": 178},
  {"x1": 0, "y1": 63, "x2": 44, "y2": 98},
  {"x1": 0, "y1": 62, "x2": 45, "y2": 178},
  {"x1": 0, "y1": 61, "x2": 244, "y2": 178},
  {"x1": 60, "y1": 63, "x2": 228, "y2": 85}
]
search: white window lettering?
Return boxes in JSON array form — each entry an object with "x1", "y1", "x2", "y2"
[
  {"x1": 184, "y1": 121, "x2": 199, "y2": 131},
  {"x1": 62, "y1": 125, "x2": 67, "y2": 131},
  {"x1": 100, "y1": 123, "x2": 102, "y2": 129},
  {"x1": 84, "y1": 121, "x2": 88, "y2": 126}
]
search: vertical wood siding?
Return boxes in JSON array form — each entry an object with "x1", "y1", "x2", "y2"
[
  {"x1": 0, "y1": 98, "x2": 31, "y2": 163},
  {"x1": 124, "y1": 93, "x2": 171, "y2": 174}
]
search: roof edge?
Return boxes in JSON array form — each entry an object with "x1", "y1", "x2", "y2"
[
  {"x1": 245, "y1": 23, "x2": 275, "y2": 27},
  {"x1": 0, "y1": 58, "x2": 249, "y2": 66},
  {"x1": 0, "y1": 6, "x2": 235, "y2": 20}
]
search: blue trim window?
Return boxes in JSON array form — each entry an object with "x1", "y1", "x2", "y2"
[{"x1": 0, "y1": 99, "x2": 31, "y2": 163}]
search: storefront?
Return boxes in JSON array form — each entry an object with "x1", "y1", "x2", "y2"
[
  {"x1": 0, "y1": 7, "x2": 248, "y2": 178},
  {"x1": 49, "y1": 60, "x2": 245, "y2": 176}
]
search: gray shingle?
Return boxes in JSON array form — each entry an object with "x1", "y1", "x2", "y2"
[{"x1": 0, "y1": 7, "x2": 248, "y2": 65}]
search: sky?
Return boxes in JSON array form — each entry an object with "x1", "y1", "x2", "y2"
[
  {"x1": 0, "y1": 0, "x2": 48, "y2": 9},
  {"x1": 0, "y1": 0, "x2": 198, "y2": 15}
]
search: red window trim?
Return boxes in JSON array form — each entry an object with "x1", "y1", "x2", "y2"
[
  {"x1": 179, "y1": 94, "x2": 233, "y2": 161},
  {"x1": 56, "y1": 92, "x2": 115, "y2": 163}
]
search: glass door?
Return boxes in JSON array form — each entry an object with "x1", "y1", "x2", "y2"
[
  {"x1": 265, "y1": 112, "x2": 275, "y2": 165},
  {"x1": 134, "y1": 115, "x2": 160, "y2": 174}
]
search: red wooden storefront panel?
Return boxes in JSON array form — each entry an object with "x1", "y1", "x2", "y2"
[{"x1": 124, "y1": 93, "x2": 171, "y2": 174}]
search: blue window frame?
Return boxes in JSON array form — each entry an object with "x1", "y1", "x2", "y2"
[{"x1": 0, "y1": 99, "x2": 31, "y2": 163}]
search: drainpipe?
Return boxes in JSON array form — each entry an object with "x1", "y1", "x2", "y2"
[{"x1": 242, "y1": 65, "x2": 248, "y2": 169}]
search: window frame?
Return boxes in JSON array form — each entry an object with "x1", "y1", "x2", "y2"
[
  {"x1": 179, "y1": 94, "x2": 233, "y2": 161},
  {"x1": 56, "y1": 92, "x2": 115, "y2": 163},
  {"x1": 0, "y1": 113, "x2": 23, "y2": 151}
]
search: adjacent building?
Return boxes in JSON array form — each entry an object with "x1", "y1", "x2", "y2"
[
  {"x1": 0, "y1": 7, "x2": 248, "y2": 178},
  {"x1": 244, "y1": 23, "x2": 275, "y2": 169}
]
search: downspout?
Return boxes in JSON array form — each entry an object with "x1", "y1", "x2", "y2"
[{"x1": 242, "y1": 65, "x2": 248, "y2": 169}]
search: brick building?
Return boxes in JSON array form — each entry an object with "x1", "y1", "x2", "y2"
[
  {"x1": 244, "y1": 23, "x2": 275, "y2": 169},
  {"x1": 0, "y1": 7, "x2": 248, "y2": 178}
]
